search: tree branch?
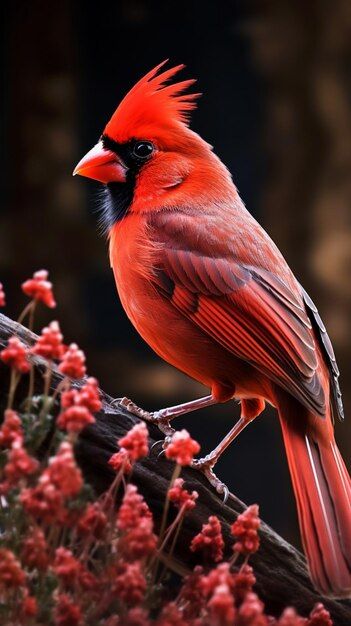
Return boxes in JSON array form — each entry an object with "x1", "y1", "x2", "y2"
[{"x1": 0, "y1": 312, "x2": 350, "y2": 624}]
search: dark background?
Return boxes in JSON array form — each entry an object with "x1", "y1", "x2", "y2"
[{"x1": 1, "y1": 0, "x2": 350, "y2": 551}]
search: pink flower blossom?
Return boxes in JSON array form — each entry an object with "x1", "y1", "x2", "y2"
[
  {"x1": 77, "y1": 502, "x2": 108, "y2": 539},
  {"x1": 168, "y1": 478, "x2": 198, "y2": 511},
  {"x1": 231, "y1": 505, "x2": 260, "y2": 556},
  {"x1": 233, "y1": 564, "x2": 256, "y2": 602},
  {"x1": 21, "y1": 595, "x2": 38, "y2": 618},
  {"x1": 119, "y1": 518, "x2": 157, "y2": 561},
  {"x1": 0, "y1": 336, "x2": 30, "y2": 373},
  {"x1": 4, "y1": 440, "x2": 39, "y2": 484},
  {"x1": 22, "y1": 269, "x2": 56, "y2": 308},
  {"x1": 201, "y1": 563, "x2": 235, "y2": 598},
  {"x1": 308, "y1": 603, "x2": 332, "y2": 626},
  {"x1": 190, "y1": 515, "x2": 224, "y2": 563},
  {"x1": 59, "y1": 343, "x2": 86, "y2": 379},
  {"x1": 21, "y1": 528, "x2": 49, "y2": 571},
  {"x1": 21, "y1": 474, "x2": 65, "y2": 524},
  {"x1": 113, "y1": 561, "x2": 146, "y2": 605},
  {"x1": 53, "y1": 547, "x2": 81, "y2": 587},
  {"x1": 165, "y1": 429, "x2": 200, "y2": 466},
  {"x1": 237, "y1": 592, "x2": 267, "y2": 626},
  {"x1": 116, "y1": 485, "x2": 152, "y2": 532},
  {"x1": 178, "y1": 566, "x2": 205, "y2": 619},
  {"x1": 57, "y1": 404, "x2": 95, "y2": 433},
  {"x1": 0, "y1": 548, "x2": 26, "y2": 590},
  {"x1": 109, "y1": 448, "x2": 133, "y2": 474},
  {"x1": 155, "y1": 602, "x2": 187, "y2": 626},
  {"x1": 0, "y1": 409, "x2": 23, "y2": 447},
  {"x1": 118, "y1": 422, "x2": 149, "y2": 461},
  {"x1": 208, "y1": 583, "x2": 236, "y2": 626},
  {"x1": 78, "y1": 377, "x2": 102, "y2": 412},
  {"x1": 45, "y1": 442, "x2": 83, "y2": 497},
  {"x1": 32, "y1": 320, "x2": 65, "y2": 360},
  {"x1": 54, "y1": 594, "x2": 82, "y2": 626},
  {"x1": 278, "y1": 607, "x2": 306, "y2": 626}
]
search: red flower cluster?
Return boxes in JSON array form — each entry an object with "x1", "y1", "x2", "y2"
[
  {"x1": 168, "y1": 478, "x2": 198, "y2": 511},
  {"x1": 22, "y1": 269, "x2": 56, "y2": 308},
  {"x1": 278, "y1": 607, "x2": 306, "y2": 626},
  {"x1": 4, "y1": 440, "x2": 39, "y2": 485},
  {"x1": 116, "y1": 485, "x2": 152, "y2": 532},
  {"x1": 53, "y1": 547, "x2": 81, "y2": 587},
  {"x1": 45, "y1": 442, "x2": 83, "y2": 497},
  {"x1": 201, "y1": 563, "x2": 236, "y2": 597},
  {"x1": 156, "y1": 602, "x2": 185, "y2": 626},
  {"x1": 165, "y1": 429, "x2": 200, "y2": 466},
  {"x1": 61, "y1": 378, "x2": 101, "y2": 412},
  {"x1": 31, "y1": 320, "x2": 65, "y2": 360},
  {"x1": 308, "y1": 603, "x2": 333, "y2": 626},
  {"x1": 54, "y1": 594, "x2": 82, "y2": 626},
  {"x1": 231, "y1": 505, "x2": 260, "y2": 556},
  {"x1": 190, "y1": 515, "x2": 224, "y2": 563},
  {"x1": 208, "y1": 581, "x2": 236, "y2": 625},
  {"x1": 58, "y1": 378, "x2": 101, "y2": 433},
  {"x1": 112, "y1": 561, "x2": 146, "y2": 605},
  {"x1": 57, "y1": 404, "x2": 95, "y2": 433},
  {"x1": 109, "y1": 448, "x2": 133, "y2": 474},
  {"x1": 21, "y1": 473, "x2": 65, "y2": 524},
  {"x1": 237, "y1": 592, "x2": 266, "y2": 625},
  {"x1": 119, "y1": 517, "x2": 157, "y2": 561},
  {"x1": 0, "y1": 282, "x2": 5, "y2": 307},
  {"x1": 0, "y1": 336, "x2": 30, "y2": 373},
  {"x1": 76, "y1": 376, "x2": 102, "y2": 412},
  {"x1": 0, "y1": 548, "x2": 26, "y2": 590},
  {"x1": 59, "y1": 342, "x2": 86, "y2": 379},
  {"x1": 21, "y1": 595, "x2": 38, "y2": 619},
  {"x1": 117, "y1": 485, "x2": 157, "y2": 561},
  {"x1": 0, "y1": 409, "x2": 23, "y2": 447},
  {"x1": 178, "y1": 566, "x2": 206, "y2": 620},
  {"x1": 21, "y1": 528, "x2": 49, "y2": 571},
  {"x1": 233, "y1": 565, "x2": 256, "y2": 602},
  {"x1": 77, "y1": 502, "x2": 108, "y2": 539},
  {"x1": 118, "y1": 421, "x2": 149, "y2": 461}
]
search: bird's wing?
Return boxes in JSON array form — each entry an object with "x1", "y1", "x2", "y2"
[{"x1": 153, "y1": 246, "x2": 326, "y2": 416}]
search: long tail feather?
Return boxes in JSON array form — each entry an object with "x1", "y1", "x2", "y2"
[{"x1": 277, "y1": 395, "x2": 351, "y2": 598}]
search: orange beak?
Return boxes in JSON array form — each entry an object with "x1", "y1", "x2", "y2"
[{"x1": 73, "y1": 141, "x2": 127, "y2": 184}]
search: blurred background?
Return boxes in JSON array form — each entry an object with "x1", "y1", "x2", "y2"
[{"x1": 1, "y1": 0, "x2": 350, "y2": 551}]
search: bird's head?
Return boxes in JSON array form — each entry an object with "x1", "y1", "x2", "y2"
[{"x1": 74, "y1": 61, "x2": 233, "y2": 231}]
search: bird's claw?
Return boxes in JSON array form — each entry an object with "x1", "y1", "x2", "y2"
[
  {"x1": 116, "y1": 398, "x2": 176, "y2": 445},
  {"x1": 117, "y1": 397, "x2": 152, "y2": 421},
  {"x1": 191, "y1": 456, "x2": 230, "y2": 503},
  {"x1": 150, "y1": 433, "x2": 173, "y2": 454}
]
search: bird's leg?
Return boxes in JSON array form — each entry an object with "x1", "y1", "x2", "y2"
[
  {"x1": 192, "y1": 398, "x2": 265, "y2": 500},
  {"x1": 117, "y1": 394, "x2": 218, "y2": 439}
]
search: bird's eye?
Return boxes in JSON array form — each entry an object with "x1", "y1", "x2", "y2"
[{"x1": 132, "y1": 141, "x2": 154, "y2": 159}]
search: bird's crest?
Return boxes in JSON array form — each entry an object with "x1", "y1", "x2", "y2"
[{"x1": 104, "y1": 61, "x2": 200, "y2": 143}]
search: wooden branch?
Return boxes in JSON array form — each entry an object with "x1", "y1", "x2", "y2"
[{"x1": 0, "y1": 313, "x2": 350, "y2": 624}]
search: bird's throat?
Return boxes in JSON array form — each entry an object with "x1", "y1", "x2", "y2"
[{"x1": 98, "y1": 179, "x2": 135, "y2": 234}]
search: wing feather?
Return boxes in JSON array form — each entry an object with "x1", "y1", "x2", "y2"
[{"x1": 154, "y1": 248, "x2": 326, "y2": 416}]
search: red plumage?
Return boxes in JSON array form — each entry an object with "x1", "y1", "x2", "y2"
[{"x1": 75, "y1": 63, "x2": 351, "y2": 597}]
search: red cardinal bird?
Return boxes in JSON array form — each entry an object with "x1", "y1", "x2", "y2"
[{"x1": 74, "y1": 62, "x2": 351, "y2": 597}]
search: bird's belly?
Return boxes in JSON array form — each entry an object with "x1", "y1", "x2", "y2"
[
  {"x1": 114, "y1": 266, "x2": 267, "y2": 401},
  {"x1": 109, "y1": 218, "x2": 270, "y2": 401}
]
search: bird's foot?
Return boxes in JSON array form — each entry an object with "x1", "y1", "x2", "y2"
[
  {"x1": 116, "y1": 397, "x2": 176, "y2": 438},
  {"x1": 191, "y1": 454, "x2": 230, "y2": 502}
]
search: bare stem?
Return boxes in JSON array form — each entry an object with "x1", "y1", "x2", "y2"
[
  {"x1": 7, "y1": 370, "x2": 20, "y2": 410},
  {"x1": 26, "y1": 362, "x2": 35, "y2": 412},
  {"x1": 158, "y1": 463, "x2": 181, "y2": 545},
  {"x1": 17, "y1": 300, "x2": 35, "y2": 326}
]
